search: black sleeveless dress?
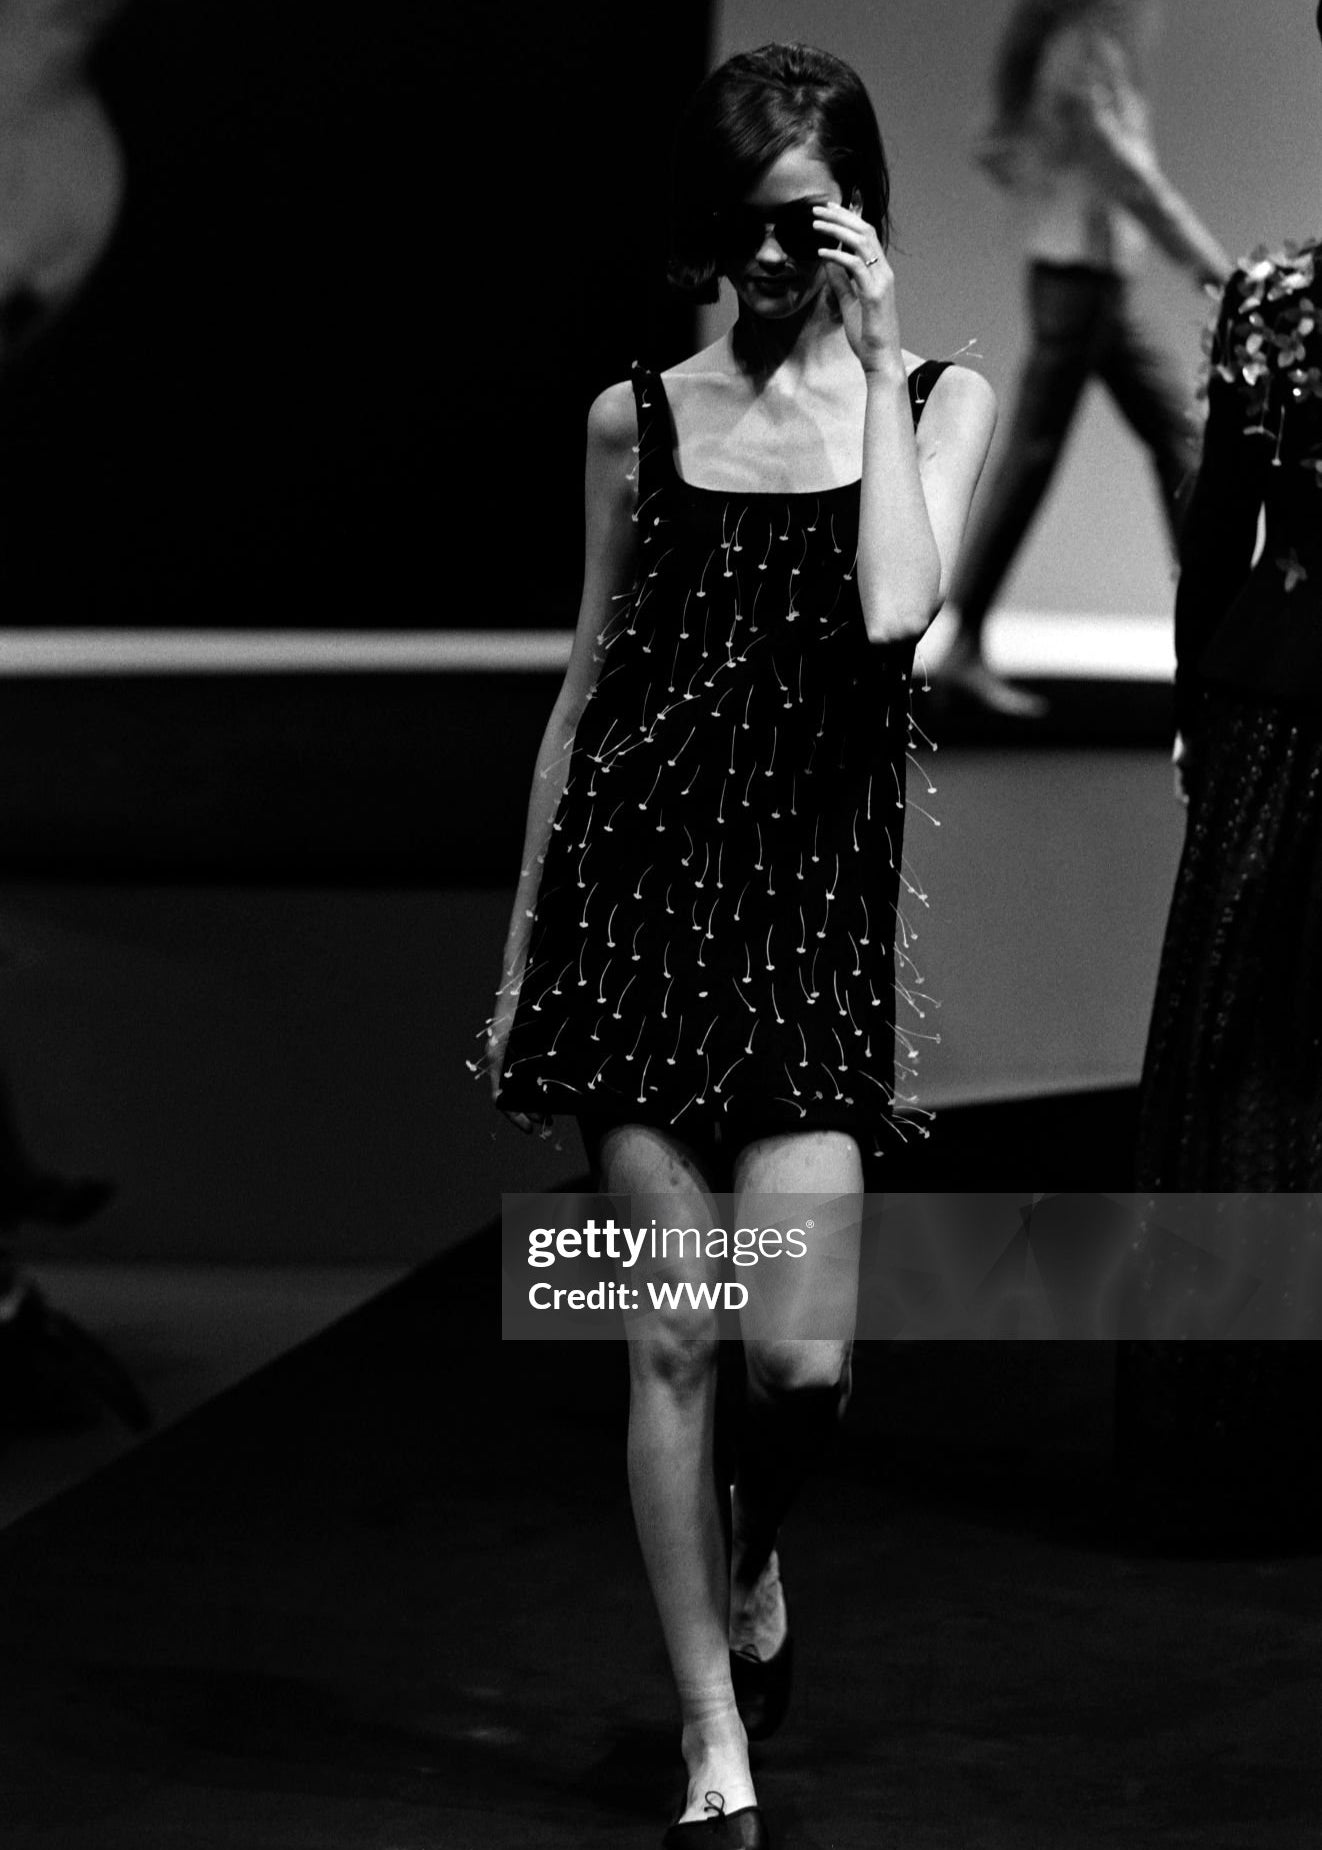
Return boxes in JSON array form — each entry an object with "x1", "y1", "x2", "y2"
[{"x1": 495, "y1": 358, "x2": 949, "y2": 1162}]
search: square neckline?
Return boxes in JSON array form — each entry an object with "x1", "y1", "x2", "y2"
[{"x1": 647, "y1": 360, "x2": 937, "y2": 500}]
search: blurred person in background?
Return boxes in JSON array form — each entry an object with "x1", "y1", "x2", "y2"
[{"x1": 934, "y1": 0, "x2": 1231, "y2": 716}]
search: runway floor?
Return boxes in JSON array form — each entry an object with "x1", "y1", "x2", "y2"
[{"x1": 3, "y1": 1151, "x2": 1321, "y2": 1849}]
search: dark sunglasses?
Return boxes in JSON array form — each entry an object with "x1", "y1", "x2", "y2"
[{"x1": 710, "y1": 198, "x2": 827, "y2": 268}]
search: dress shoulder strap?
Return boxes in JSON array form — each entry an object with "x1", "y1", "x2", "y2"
[
  {"x1": 629, "y1": 361, "x2": 679, "y2": 489},
  {"x1": 907, "y1": 359, "x2": 952, "y2": 426}
]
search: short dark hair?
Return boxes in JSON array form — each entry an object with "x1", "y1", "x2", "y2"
[{"x1": 667, "y1": 42, "x2": 892, "y2": 304}]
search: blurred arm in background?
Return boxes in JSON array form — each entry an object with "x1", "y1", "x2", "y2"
[{"x1": 0, "y1": 0, "x2": 126, "y2": 367}]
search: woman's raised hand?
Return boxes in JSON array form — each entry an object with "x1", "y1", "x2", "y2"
[{"x1": 814, "y1": 202, "x2": 903, "y2": 377}]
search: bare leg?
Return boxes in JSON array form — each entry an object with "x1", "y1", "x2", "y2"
[
  {"x1": 728, "y1": 1130, "x2": 862, "y2": 1658},
  {"x1": 1096, "y1": 290, "x2": 1201, "y2": 559},
  {"x1": 604, "y1": 1123, "x2": 755, "y2": 1825},
  {"x1": 938, "y1": 264, "x2": 1109, "y2": 718}
]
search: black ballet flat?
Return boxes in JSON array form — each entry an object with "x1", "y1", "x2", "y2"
[
  {"x1": 662, "y1": 1792, "x2": 769, "y2": 1847},
  {"x1": 729, "y1": 1625, "x2": 794, "y2": 1743}
]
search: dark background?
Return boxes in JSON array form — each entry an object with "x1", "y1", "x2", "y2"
[{"x1": 0, "y1": 0, "x2": 707, "y2": 629}]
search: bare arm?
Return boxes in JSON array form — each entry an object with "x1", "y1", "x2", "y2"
[
  {"x1": 484, "y1": 380, "x2": 639, "y2": 1117},
  {"x1": 811, "y1": 202, "x2": 997, "y2": 643},
  {"x1": 858, "y1": 362, "x2": 998, "y2": 641},
  {"x1": 1055, "y1": 41, "x2": 1231, "y2": 285}
]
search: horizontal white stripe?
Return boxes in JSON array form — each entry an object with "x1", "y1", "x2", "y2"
[
  {"x1": 917, "y1": 607, "x2": 1174, "y2": 681},
  {"x1": 0, "y1": 613, "x2": 1173, "y2": 679},
  {"x1": 0, "y1": 630, "x2": 576, "y2": 676}
]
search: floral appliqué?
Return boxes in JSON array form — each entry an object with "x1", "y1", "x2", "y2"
[
  {"x1": 1201, "y1": 241, "x2": 1322, "y2": 587},
  {"x1": 1203, "y1": 240, "x2": 1322, "y2": 433}
]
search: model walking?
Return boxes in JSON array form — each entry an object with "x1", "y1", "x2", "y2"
[
  {"x1": 938, "y1": 0, "x2": 1230, "y2": 715},
  {"x1": 482, "y1": 42, "x2": 995, "y2": 1845}
]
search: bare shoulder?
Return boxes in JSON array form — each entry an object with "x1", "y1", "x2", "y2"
[
  {"x1": 586, "y1": 379, "x2": 639, "y2": 455},
  {"x1": 923, "y1": 362, "x2": 997, "y2": 428},
  {"x1": 663, "y1": 332, "x2": 736, "y2": 384}
]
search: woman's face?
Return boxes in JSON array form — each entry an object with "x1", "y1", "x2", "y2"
[{"x1": 719, "y1": 142, "x2": 858, "y2": 320}]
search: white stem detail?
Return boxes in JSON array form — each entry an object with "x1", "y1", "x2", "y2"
[
  {"x1": 907, "y1": 751, "x2": 937, "y2": 796},
  {"x1": 666, "y1": 1014, "x2": 684, "y2": 1064},
  {"x1": 637, "y1": 764, "x2": 663, "y2": 812},
  {"x1": 773, "y1": 1095, "x2": 808, "y2": 1120},
  {"x1": 667, "y1": 726, "x2": 695, "y2": 768}
]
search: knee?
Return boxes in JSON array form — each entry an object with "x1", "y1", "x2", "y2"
[
  {"x1": 745, "y1": 1338, "x2": 851, "y2": 1404},
  {"x1": 629, "y1": 1321, "x2": 721, "y2": 1401}
]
